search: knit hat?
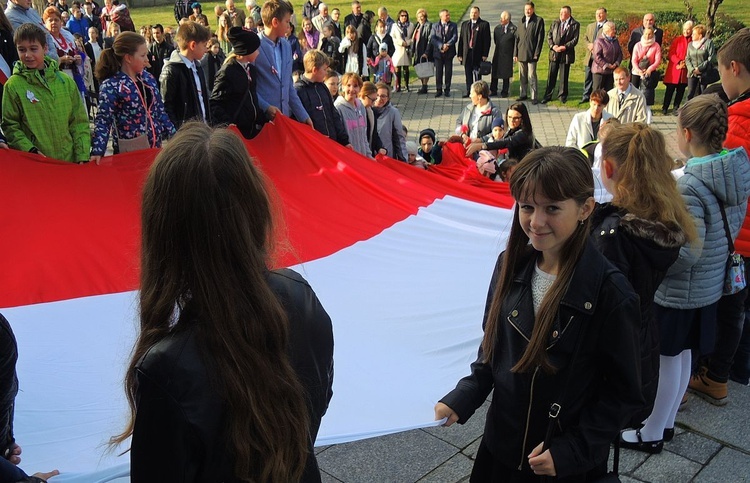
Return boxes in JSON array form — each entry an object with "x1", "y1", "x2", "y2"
[
  {"x1": 492, "y1": 117, "x2": 504, "y2": 129},
  {"x1": 418, "y1": 128, "x2": 436, "y2": 144},
  {"x1": 406, "y1": 141, "x2": 418, "y2": 156},
  {"x1": 228, "y1": 27, "x2": 260, "y2": 56},
  {"x1": 379, "y1": 42, "x2": 388, "y2": 52}
]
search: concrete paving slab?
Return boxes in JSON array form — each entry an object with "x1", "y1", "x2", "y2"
[
  {"x1": 610, "y1": 444, "x2": 649, "y2": 474},
  {"x1": 461, "y1": 437, "x2": 481, "y2": 460},
  {"x1": 676, "y1": 381, "x2": 750, "y2": 450},
  {"x1": 693, "y1": 447, "x2": 750, "y2": 482},
  {"x1": 666, "y1": 430, "x2": 722, "y2": 465},
  {"x1": 631, "y1": 451, "x2": 703, "y2": 482},
  {"x1": 417, "y1": 452, "x2": 474, "y2": 483},
  {"x1": 317, "y1": 429, "x2": 458, "y2": 482}
]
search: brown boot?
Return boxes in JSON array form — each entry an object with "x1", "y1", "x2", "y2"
[{"x1": 688, "y1": 366, "x2": 728, "y2": 406}]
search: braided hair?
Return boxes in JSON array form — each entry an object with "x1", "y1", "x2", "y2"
[{"x1": 678, "y1": 94, "x2": 728, "y2": 154}]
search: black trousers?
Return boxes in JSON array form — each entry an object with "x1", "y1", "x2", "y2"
[
  {"x1": 544, "y1": 60, "x2": 570, "y2": 100},
  {"x1": 662, "y1": 83, "x2": 687, "y2": 111},
  {"x1": 435, "y1": 55, "x2": 453, "y2": 91},
  {"x1": 592, "y1": 73, "x2": 613, "y2": 92},
  {"x1": 464, "y1": 54, "x2": 480, "y2": 92},
  {"x1": 582, "y1": 60, "x2": 593, "y2": 99},
  {"x1": 490, "y1": 76, "x2": 510, "y2": 96}
]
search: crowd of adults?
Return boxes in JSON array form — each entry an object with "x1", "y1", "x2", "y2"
[{"x1": 2, "y1": 0, "x2": 750, "y2": 480}]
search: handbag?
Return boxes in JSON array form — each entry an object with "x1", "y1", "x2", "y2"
[
  {"x1": 414, "y1": 59, "x2": 435, "y2": 78},
  {"x1": 118, "y1": 133, "x2": 150, "y2": 153},
  {"x1": 479, "y1": 60, "x2": 492, "y2": 76},
  {"x1": 718, "y1": 200, "x2": 747, "y2": 295}
]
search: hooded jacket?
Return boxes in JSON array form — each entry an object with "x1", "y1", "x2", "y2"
[
  {"x1": 373, "y1": 102, "x2": 407, "y2": 161},
  {"x1": 656, "y1": 148, "x2": 750, "y2": 309},
  {"x1": 160, "y1": 50, "x2": 211, "y2": 129},
  {"x1": 1, "y1": 56, "x2": 90, "y2": 162},
  {"x1": 441, "y1": 241, "x2": 642, "y2": 478},
  {"x1": 294, "y1": 75, "x2": 349, "y2": 146},
  {"x1": 334, "y1": 96, "x2": 369, "y2": 157},
  {"x1": 591, "y1": 203, "x2": 687, "y2": 425}
]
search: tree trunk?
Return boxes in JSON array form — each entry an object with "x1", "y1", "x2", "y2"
[{"x1": 705, "y1": 0, "x2": 724, "y2": 37}]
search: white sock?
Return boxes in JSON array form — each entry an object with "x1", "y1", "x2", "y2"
[
  {"x1": 624, "y1": 353, "x2": 686, "y2": 442},
  {"x1": 665, "y1": 350, "x2": 692, "y2": 428}
]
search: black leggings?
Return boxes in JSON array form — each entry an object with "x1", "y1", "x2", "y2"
[{"x1": 662, "y1": 83, "x2": 687, "y2": 111}]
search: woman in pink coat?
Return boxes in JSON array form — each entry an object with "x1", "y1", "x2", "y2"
[
  {"x1": 661, "y1": 21, "x2": 693, "y2": 115},
  {"x1": 632, "y1": 28, "x2": 662, "y2": 106}
]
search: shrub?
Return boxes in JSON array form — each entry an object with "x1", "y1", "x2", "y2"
[{"x1": 712, "y1": 13, "x2": 746, "y2": 49}]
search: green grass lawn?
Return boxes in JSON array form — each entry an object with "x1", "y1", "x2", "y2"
[{"x1": 129, "y1": 0, "x2": 742, "y2": 111}]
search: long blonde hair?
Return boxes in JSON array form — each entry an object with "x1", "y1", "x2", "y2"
[{"x1": 602, "y1": 123, "x2": 697, "y2": 243}]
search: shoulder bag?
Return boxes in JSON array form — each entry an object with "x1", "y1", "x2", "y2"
[{"x1": 718, "y1": 200, "x2": 746, "y2": 295}]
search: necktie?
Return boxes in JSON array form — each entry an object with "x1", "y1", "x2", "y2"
[
  {"x1": 469, "y1": 22, "x2": 475, "y2": 48},
  {"x1": 619, "y1": 93, "x2": 625, "y2": 104}
]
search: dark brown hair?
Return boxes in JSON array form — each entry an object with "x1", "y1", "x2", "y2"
[
  {"x1": 13, "y1": 22, "x2": 47, "y2": 48},
  {"x1": 95, "y1": 31, "x2": 145, "y2": 80},
  {"x1": 482, "y1": 147, "x2": 594, "y2": 372},
  {"x1": 111, "y1": 122, "x2": 310, "y2": 481},
  {"x1": 174, "y1": 20, "x2": 211, "y2": 49}
]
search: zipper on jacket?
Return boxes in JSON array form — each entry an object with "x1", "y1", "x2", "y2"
[
  {"x1": 507, "y1": 315, "x2": 530, "y2": 342},
  {"x1": 519, "y1": 365, "x2": 540, "y2": 470}
]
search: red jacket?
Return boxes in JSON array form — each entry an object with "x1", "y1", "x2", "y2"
[
  {"x1": 663, "y1": 35, "x2": 689, "y2": 85},
  {"x1": 726, "y1": 95, "x2": 750, "y2": 255}
]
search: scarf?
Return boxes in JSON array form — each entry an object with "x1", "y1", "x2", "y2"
[
  {"x1": 397, "y1": 20, "x2": 409, "y2": 39},
  {"x1": 640, "y1": 35, "x2": 655, "y2": 48}
]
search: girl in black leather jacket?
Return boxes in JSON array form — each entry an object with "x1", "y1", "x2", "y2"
[{"x1": 435, "y1": 147, "x2": 642, "y2": 482}]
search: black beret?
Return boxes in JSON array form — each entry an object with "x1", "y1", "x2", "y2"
[{"x1": 227, "y1": 26, "x2": 260, "y2": 56}]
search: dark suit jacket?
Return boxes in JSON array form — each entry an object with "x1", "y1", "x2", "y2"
[
  {"x1": 547, "y1": 17, "x2": 580, "y2": 64},
  {"x1": 515, "y1": 13, "x2": 545, "y2": 62},
  {"x1": 492, "y1": 22, "x2": 517, "y2": 79},
  {"x1": 458, "y1": 18, "x2": 491, "y2": 65},
  {"x1": 344, "y1": 13, "x2": 371, "y2": 44},
  {"x1": 628, "y1": 26, "x2": 664, "y2": 55},
  {"x1": 429, "y1": 21, "x2": 458, "y2": 60}
]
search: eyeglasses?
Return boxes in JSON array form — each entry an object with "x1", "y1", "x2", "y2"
[
  {"x1": 377, "y1": 94, "x2": 389, "y2": 99},
  {"x1": 400, "y1": 14, "x2": 407, "y2": 17},
  {"x1": 368, "y1": 95, "x2": 378, "y2": 102}
]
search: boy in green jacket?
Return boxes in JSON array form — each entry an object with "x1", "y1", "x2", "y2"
[{"x1": 1, "y1": 23, "x2": 90, "y2": 163}]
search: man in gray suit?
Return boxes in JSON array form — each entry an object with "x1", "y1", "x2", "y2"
[
  {"x1": 514, "y1": 1, "x2": 545, "y2": 104},
  {"x1": 490, "y1": 11, "x2": 516, "y2": 97},
  {"x1": 581, "y1": 7, "x2": 607, "y2": 103}
]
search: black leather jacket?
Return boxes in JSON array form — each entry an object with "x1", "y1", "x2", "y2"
[
  {"x1": 130, "y1": 269, "x2": 334, "y2": 482},
  {"x1": 441, "y1": 241, "x2": 643, "y2": 478}
]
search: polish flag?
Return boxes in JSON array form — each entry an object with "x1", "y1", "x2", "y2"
[
  {"x1": 0, "y1": 54, "x2": 10, "y2": 85},
  {"x1": 0, "y1": 117, "x2": 516, "y2": 481}
]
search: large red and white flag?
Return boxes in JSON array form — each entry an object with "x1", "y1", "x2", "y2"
[{"x1": 0, "y1": 117, "x2": 517, "y2": 481}]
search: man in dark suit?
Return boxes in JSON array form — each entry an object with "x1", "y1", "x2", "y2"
[
  {"x1": 627, "y1": 12, "x2": 663, "y2": 89},
  {"x1": 491, "y1": 11, "x2": 516, "y2": 97},
  {"x1": 344, "y1": 0, "x2": 370, "y2": 45},
  {"x1": 541, "y1": 5, "x2": 579, "y2": 103},
  {"x1": 581, "y1": 7, "x2": 607, "y2": 102},
  {"x1": 430, "y1": 9, "x2": 457, "y2": 98},
  {"x1": 514, "y1": 1, "x2": 545, "y2": 104},
  {"x1": 457, "y1": 6, "x2": 490, "y2": 97}
]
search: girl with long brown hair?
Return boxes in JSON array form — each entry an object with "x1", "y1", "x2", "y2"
[
  {"x1": 111, "y1": 122, "x2": 334, "y2": 481},
  {"x1": 435, "y1": 147, "x2": 642, "y2": 481}
]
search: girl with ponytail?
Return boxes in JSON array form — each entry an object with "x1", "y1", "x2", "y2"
[
  {"x1": 435, "y1": 147, "x2": 643, "y2": 481},
  {"x1": 111, "y1": 122, "x2": 334, "y2": 481},
  {"x1": 90, "y1": 31, "x2": 174, "y2": 162},
  {"x1": 592, "y1": 123, "x2": 695, "y2": 429},
  {"x1": 619, "y1": 95, "x2": 750, "y2": 454}
]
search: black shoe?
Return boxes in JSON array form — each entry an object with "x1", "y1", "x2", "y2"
[
  {"x1": 559, "y1": 97, "x2": 567, "y2": 103},
  {"x1": 580, "y1": 97, "x2": 589, "y2": 103},
  {"x1": 532, "y1": 99, "x2": 539, "y2": 105},
  {"x1": 540, "y1": 97, "x2": 550, "y2": 104},
  {"x1": 662, "y1": 108, "x2": 668, "y2": 115},
  {"x1": 517, "y1": 96, "x2": 528, "y2": 101},
  {"x1": 462, "y1": 93, "x2": 470, "y2": 98},
  {"x1": 500, "y1": 92, "x2": 509, "y2": 98},
  {"x1": 620, "y1": 429, "x2": 663, "y2": 454},
  {"x1": 444, "y1": 89, "x2": 451, "y2": 97},
  {"x1": 489, "y1": 90, "x2": 498, "y2": 96},
  {"x1": 663, "y1": 428, "x2": 675, "y2": 442},
  {"x1": 435, "y1": 91, "x2": 442, "y2": 98},
  {"x1": 404, "y1": 86, "x2": 410, "y2": 92},
  {"x1": 418, "y1": 86, "x2": 427, "y2": 94}
]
